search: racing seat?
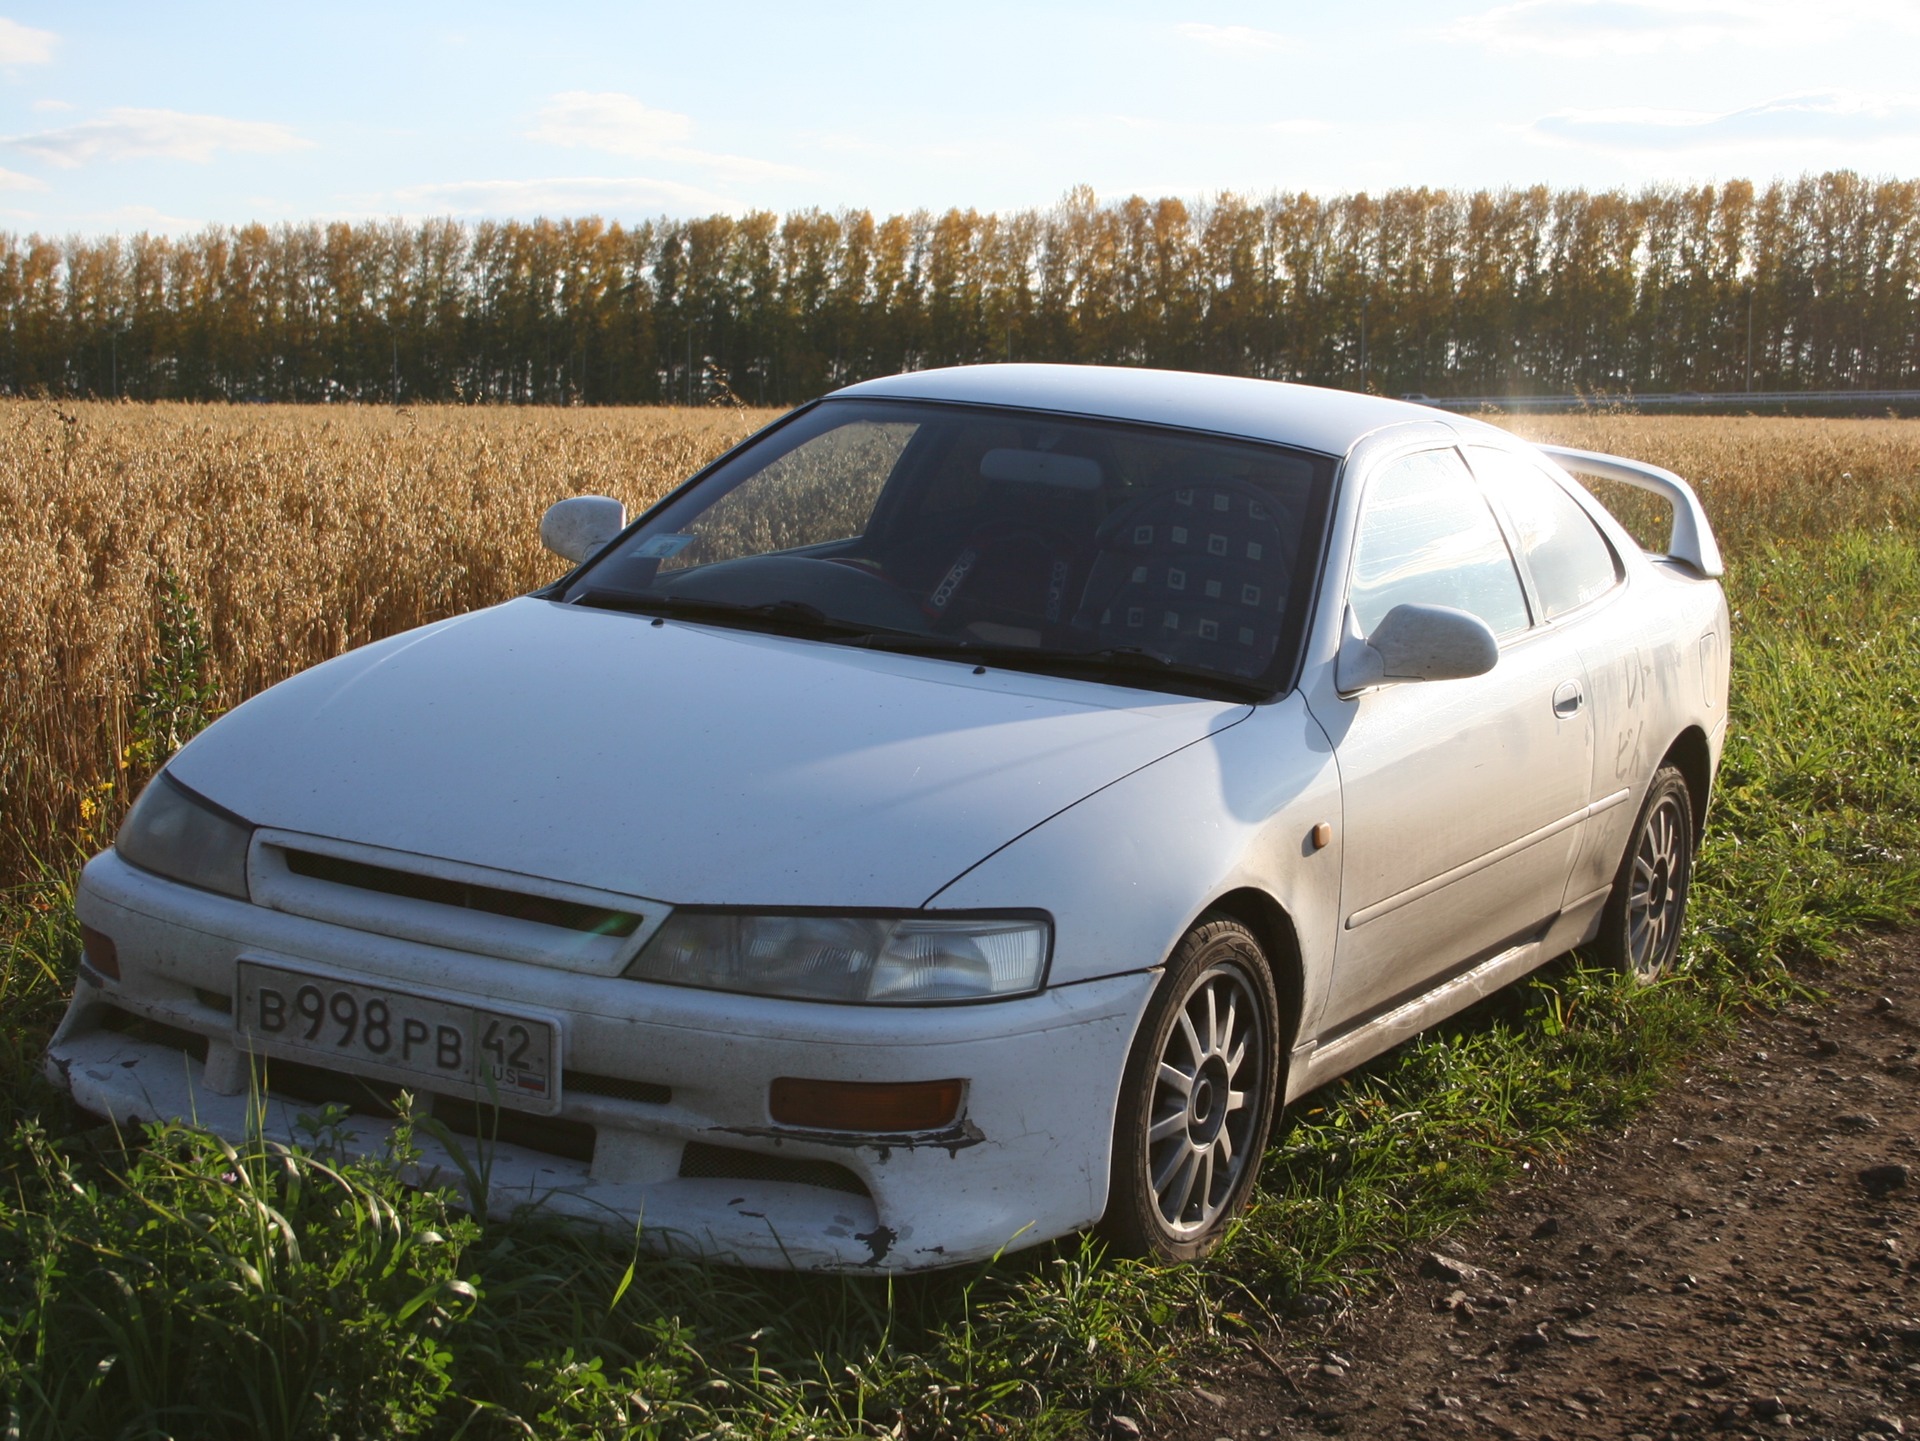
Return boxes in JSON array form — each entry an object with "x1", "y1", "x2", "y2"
[{"x1": 914, "y1": 473, "x2": 1107, "y2": 637}]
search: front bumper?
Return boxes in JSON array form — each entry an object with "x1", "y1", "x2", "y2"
[{"x1": 50, "y1": 850, "x2": 1157, "y2": 1272}]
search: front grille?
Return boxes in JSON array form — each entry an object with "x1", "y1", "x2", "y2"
[
  {"x1": 98, "y1": 1005, "x2": 211, "y2": 1064},
  {"x1": 257, "y1": 1056, "x2": 406, "y2": 1117},
  {"x1": 243, "y1": 1063, "x2": 599, "y2": 1163},
  {"x1": 430, "y1": 1094, "x2": 597, "y2": 1163},
  {"x1": 679, "y1": 1141, "x2": 870, "y2": 1197},
  {"x1": 568, "y1": 1072, "x2": 672, "y2": 1106},
  {"x1": 284, "y1": 848, "x2": 643, "y2": 937}
]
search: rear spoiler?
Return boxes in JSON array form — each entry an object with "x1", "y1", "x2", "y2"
[{"x1": 1536, "y1": 445, "x2": 1724, "y2": 579}]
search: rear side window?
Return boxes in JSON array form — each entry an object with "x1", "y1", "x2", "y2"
[
  {"x1": 1470, "y1": 447, "x2": 1622, "y2": 620},
  {"x1": 1348, "y1": 448, "x2": 1531, "y2": 639}
]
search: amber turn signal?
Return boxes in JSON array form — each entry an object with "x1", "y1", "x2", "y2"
[
  {"x1": 769, "y1": 1076, "x2": 964, "y2": 1133},
  {"x1": 79, "y1": 923, "x2": 121, "y2": 981}
]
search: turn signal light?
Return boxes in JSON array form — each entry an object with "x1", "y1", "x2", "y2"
[
  {"x1": 769, "y1": 1077, "x2": 964, "y2": 1133},
  {"x1": 79, "y1": 924, "x2": 121, "y2": 982}
]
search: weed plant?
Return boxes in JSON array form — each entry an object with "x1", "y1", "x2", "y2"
[{"x1": 3, "y1": 408, "x2": 1920, "y2": 1436}]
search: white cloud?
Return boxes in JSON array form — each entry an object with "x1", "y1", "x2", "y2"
[
  {"x1": 526, "y1": 90, "x2": 811, "y2": 184},
  {"x1": 391, "y1": 175, "x2": 739, "y2": 218},
  {"x1": 30, "y1": 97, "x2": 72, "y2": 111},
  {"x1": 0, "y1": 18, "x2": 56, "y2": 66},
  {"x1": 1448, "y1": 0, "x2": 1920, "y2": 55},
  {"x1": 528, "y1": 91, "x2": 693, "y2": 156},
  {"x1": 93, "y1": 202, "x2": 201, "y2": 232},
  {"x1": 1536, "y1": 90, "x2": 1920, "y2": 149},
  {"x1": 0, "y1": 163, "x2": 43, "y2": 190},
  {"x1": 1176, "y1": 23, "x2": 1294, "y2": 51},
  {"x1": 673, "y1": 150, "x2": 811, "y2": 185},
  {"x1": 5, "y1": 107, "x2": 311, "y2": 167}
]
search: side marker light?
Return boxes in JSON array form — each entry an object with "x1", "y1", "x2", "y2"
[{"x1": 79, "y1": 924, "x2": 121, "y2": 982}]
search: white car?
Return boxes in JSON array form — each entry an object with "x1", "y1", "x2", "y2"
[{"x1": 49, "y1": 365, "x2": 1728, "y2": 1271}]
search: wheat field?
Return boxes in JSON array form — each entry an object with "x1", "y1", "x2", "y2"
[
  {"x1": 1504, "y1": 412, "x2": 1920, "y2": 553},
  {"x1": 0, "y1": 402, "x2": 773, "y2": 883},
  {"x1": 5, "y1": 400, "x2": 1919, "y2": 888}
]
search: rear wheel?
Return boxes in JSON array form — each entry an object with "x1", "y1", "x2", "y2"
[
  {"x1": 1596, "y1": 764, "x2": 1696, "y2": 981},
  {"x1": 1100, "y1": 916, "x2": 1280, "y2": 1263}
]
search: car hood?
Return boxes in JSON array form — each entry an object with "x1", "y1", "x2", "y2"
[{"x1": 169, "y1": 597, "x2": 1250, "y2": 907}]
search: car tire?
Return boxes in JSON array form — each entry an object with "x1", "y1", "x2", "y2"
[
  {"x1": 1596, "y1": 763, "x2": 1697, "y2": 981},
  {"x1": 1099, "y1": 915, "x2": 1281, "y2": 1263}
]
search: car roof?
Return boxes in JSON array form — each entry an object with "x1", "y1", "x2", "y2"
[{"x1": 831, "y1": 363, "x2": 1507, "y2": 458}]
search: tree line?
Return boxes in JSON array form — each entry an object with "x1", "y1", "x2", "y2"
[{"x1": 5, "y1": 171, "x2": 1916, "y2": 406}]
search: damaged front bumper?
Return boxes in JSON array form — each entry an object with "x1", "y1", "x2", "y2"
[{"x1": 49, "y1": 850, "x2": 1157, "y2": 1272}]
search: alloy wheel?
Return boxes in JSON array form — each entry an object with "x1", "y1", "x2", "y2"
[
  {"x1": 1143, "y1": 961, "x2": 1267, "y2": 1238},
  {"x1": 1626, "y1": 791, "x2": 1689, "y2": 978}
]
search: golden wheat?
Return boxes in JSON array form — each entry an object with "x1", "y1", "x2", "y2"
[
  {"x1": 0, "y1": 402, "x2": 772, "y2": 881},
  {"x1": 4, "y1": 401, "x2": 1918, "y2": 887},
  {"x1": 1504, "y1": 413, "x2": 1920, "y2": 554}
]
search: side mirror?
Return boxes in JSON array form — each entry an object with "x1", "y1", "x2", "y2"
[
  {"x1": 540, "y1": 495, "x2": 626, "y2": 564},
  {"x1": 1337, "y1": 603, "x2": 1499, "y2": 693}
]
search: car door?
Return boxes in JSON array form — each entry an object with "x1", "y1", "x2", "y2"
[
  {"x1": 1467, "y1": 444, "x2": 1642, "y2": 914},
  {"x1": 1306, "y1": 445, "x2": 1594, "y2": 1037}
]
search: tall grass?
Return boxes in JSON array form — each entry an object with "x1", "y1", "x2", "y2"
[{"x1": 4, "y1": 405, "x2": 1920, "y2": 1436}]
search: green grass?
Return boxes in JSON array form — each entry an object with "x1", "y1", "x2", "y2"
[{"x1": 5, "y1": 529, "x2": 1920, "y2": 1438}]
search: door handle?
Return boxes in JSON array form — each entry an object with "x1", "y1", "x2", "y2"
[{"x1": 1552, "y1": 680, "x2": 1584, "y2": 718}]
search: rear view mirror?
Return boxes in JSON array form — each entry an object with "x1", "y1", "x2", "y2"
[
  {"x1": 541, "y1": 495, "x2": 626, "y2": 564},
  {"x1": 979, "y1": 448, "x2": 1103, "y2": 490},
  {"x1": 1337, "y1": 603, "x2": 1498, "y2": 692}
]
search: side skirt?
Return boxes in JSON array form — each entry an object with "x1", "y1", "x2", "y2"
[{"x1": 1282, "y1": 887, "x2": 1611, "y2": 1106}]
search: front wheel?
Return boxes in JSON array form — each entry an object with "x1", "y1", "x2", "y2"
[
  {"x1": 1099, "y1": 916, "x2": 1281, "y2": 1263},
  {"x1": 1596, "y1": 764, "x2": 1697, "y2": 981}
]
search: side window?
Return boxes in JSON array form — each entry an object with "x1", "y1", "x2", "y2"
[
  {"x1": 1348, "y1": 448, "x2": 1531, "y2": 639},
  {"x1": 656, "y1": 419, "x2": 917, "y2": 573},
  {"x1": 1470, "y1": 447, "x2": 1622, "y2": 620}
]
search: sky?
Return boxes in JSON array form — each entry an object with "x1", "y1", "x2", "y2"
[{"x1": 2, "y1": 0, "x2": 1919, "y2": 235}]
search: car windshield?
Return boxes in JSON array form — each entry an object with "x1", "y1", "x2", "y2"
[{"x1": 562, "y1": 399, "x2": 1336, "y2": 699}]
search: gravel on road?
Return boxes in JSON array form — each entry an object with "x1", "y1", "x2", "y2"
[{"x1": 1155, "y1": 934, "x2": 1920, "y2": 1441}]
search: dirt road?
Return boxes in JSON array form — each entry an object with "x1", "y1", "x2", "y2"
[{"x1": 1158, "y1": 935, "x2": 1920, "y2": 1441}]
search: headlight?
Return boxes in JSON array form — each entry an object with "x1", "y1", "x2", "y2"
[
  {"x1": 115, "y1": 772, "x2": 254, "y2": 901},
  {"x1": 624, "y1": 912, "x2": 1050, "y2": 1003}
]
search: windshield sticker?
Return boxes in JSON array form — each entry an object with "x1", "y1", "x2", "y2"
[{"x1": 633, "y1": 533, "x2": 696, "y2": 559}]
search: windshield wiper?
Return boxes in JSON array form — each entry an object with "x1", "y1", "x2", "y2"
[
  {"x1": 570, "y1": 589, "x2": 1267, "y2": 700},
  {"x1": 853, "y1": 634, "x2": 1270, "y2": 702},
  {"x1": 993, "y1": 645, "x2": 1267, "y2": 700},
  {"x1": 570, "y1": 587, "x2": 920, "y2": 642}
]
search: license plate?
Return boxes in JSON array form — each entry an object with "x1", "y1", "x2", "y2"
[{"x1": 235, "y1": 960, "x2": 560, "y2": 1114}]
